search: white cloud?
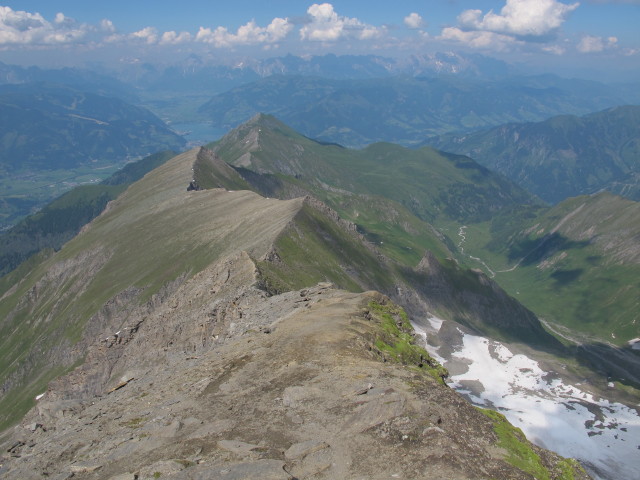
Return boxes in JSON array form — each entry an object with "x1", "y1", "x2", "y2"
[
  {"x1": 300, "y1": 3, "x2": 384, "y2": 41},
  {"x1": 196, "y1": 17, "x2": 292, "y2": 47},
  {"x1": 131, "y1": 26, "x2": 158, "y2": 44},
  {"x1": 404, "y1": 13, "x2": 424, "y2": 29},
  {"x1": 577, "y1": 34, "x2": 617, "y2": 52},
  {"x1": 100, "y1": 19, "x2": 116, "y2": 33},
  {"x1": 542, "y1": 44, "x2": 567, "y2": 54},
  {"x1": 160, "y1": 31, "x2": 192, "y2": 45},
  {"x1": 439, "y1": 27, "x2": 521, "y2": 51},
  {"x1": 0, "y1": 6, "x2": 89, "y2": 45},
  {"x1": 458, "y1": 0, "x2": 579, "y2": 39}
]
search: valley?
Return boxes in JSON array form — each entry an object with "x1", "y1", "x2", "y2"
[{"x1": 0, "y1": 50, "x2": 639, "y2": 480}]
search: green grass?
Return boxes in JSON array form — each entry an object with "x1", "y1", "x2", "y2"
[
  {"x1": 478, "y1": 407, "x2": 586, "y2": 480},
  {"x1": 368, "y1": 301, "x2": 448, "y2": 384},
  {"x1": 256, "y1": 202, "x2": 392, "y2": 295},
  {"x1": 453, "y1": 194, "x2": 640, "y2": 346}
]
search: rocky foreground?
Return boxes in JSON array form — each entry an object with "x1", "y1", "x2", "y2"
[{"x1": 1, "y1": 276, "x2": 587, "y2": 479}]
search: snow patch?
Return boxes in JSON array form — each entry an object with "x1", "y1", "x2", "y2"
[{"x1": 420, "y1": 329, "x2": 640, "y2": 480}]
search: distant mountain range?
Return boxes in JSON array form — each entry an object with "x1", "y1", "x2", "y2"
[
  {"x1": 428, "y1": 105, "x2": 640, "y2": 204},
  {"x1": 0, "y1": 61, "x2": 135, "y2": 100},
  {"x1": 0, "y1": 83, "x2": 184, "y2": 171},
  {"x1": 198, "y1": 74, "x2": 640, "y2": 148},
  {"x1": 111, "y1": 51, "x2": 515, "y2": 94}
]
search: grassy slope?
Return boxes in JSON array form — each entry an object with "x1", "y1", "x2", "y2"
[
  {"x1": 0, "y1": 151, "x2": 177, "y2": 276},
  {"x1": 0, "y1": 148, "x2": 306, "y2": 430},
  {"x1": 208, "y1": 115, "x2": 640, "y2": 350},
  {"x1": 457, "y1": 193, "x2": 640, "y2": 345},
  {"x1": 211, "y1": 114, "x2": 536, "y2": 267}
]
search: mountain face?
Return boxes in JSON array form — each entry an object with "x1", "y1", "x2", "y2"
[
  {"x1": 0, "y1": 140, "x2": 556, "y2": 428},
  {"x1": 481, "y1": 192, "x2": 640, "y2": 347},
  {"x1": 209, "y1": 114, "x2": 538, "y2": 227},
  {"x1": 428, "y1": 105, "x2": 640, "y2": 204},
  {"x1": 0, "y1": 61, "x2": 136, "y2": 100},
  {"x1": 198, "y1": 75, "x2": 640, "y2": 148},
  {"x1": 0, "y1": 139, "x2": 589, "y2": 479}
]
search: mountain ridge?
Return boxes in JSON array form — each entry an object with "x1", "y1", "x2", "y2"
[{"x1": 428, "y1": 105, "x2": 640, "y2": 203}]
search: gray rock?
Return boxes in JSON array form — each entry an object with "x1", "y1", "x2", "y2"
[
  {"x1": 69, "y1": 462, "x2": 102, "y2": 473},
  {"x1": 217, "y1": 439, "x2": 262, "y2": 457},
  {"x1": 189, "y1": 460, "x2": 289, "y2": 479},
  {"x1": 284, "y1": 439, "x2": 329, "y2": 460},
  {"x1": 138, "y1": 459, "x2": 187, "y2": 478}
]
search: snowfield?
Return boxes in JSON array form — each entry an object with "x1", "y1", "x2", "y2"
[{"x1": 414, "y1": 319, "x2": 640, "y2": 480}]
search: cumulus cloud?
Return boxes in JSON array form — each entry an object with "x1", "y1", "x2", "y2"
[
  {"x1": 542, "y1": 44, "x2": 567, "y2": 54},
  {"x1": 160, "y1": 31, "x2": 192, "y2": 45},
  {"x1": 458, "y1": 0, "x2": 579, "y2": 39},
  {"x1": 131, "y1": 26, "x2": 158, "y2": 44},
  {"x1": 196, "y1": 17, "x2": 292, "y2": 47},
  {"x1": 0, "y1": 6, "x2": 89, "y2": 45},
  {"x1": 300, "y1": 3, "x2": 384, "y2": 41},
  {"x1": 404, "y1": 13, "x2": 424, "y2": 29},
  {"x1": 577, "y1": 34, "x2": 618, "y2": 52}
]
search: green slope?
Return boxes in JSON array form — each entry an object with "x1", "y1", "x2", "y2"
[
  {"x1": 0, "y1": 151, "x2": 177, "y2": 276},
  {"x1": 456, "y1": 193, "x2": 640, "y2": 347},
  {"x1": 210, "y1": 114, "x2": 538, "y2": 249}
]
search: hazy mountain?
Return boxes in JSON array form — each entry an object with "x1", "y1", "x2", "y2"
[
  {"x1": 113, "y1": 52, "x2": 514, "y2": 95},
  {"x1": 0, "y1": 83, "x2": 186, "y2": 229},
  {"x1": 198, "y1": 75, "x2": 639, "y2": 148},
  {"x1": 428, "y1": 105, "x2": 640, "y2": 203},
  {"x1": 0, "y1": 83, "x2": 184, "y2": 171},
  {"x1": 0, "y1": 61, "x2": 136, "y2": 100}
]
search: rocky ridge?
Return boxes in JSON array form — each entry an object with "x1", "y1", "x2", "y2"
[{"x1": 1, "y1": 281, "x2": 587, "y2": 479}]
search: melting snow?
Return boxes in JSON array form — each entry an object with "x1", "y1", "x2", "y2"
[{"x1": 414, "y1": 318, "x2": 640, "y2": 480}]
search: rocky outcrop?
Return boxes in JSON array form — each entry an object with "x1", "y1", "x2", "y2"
[{"x1": 0, "y1": 285, "x2": 588, "y2": 480}]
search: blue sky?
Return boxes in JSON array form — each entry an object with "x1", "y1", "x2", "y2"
[{"x1": 0, "y1": 1, "x2": 638, "y2": 79}]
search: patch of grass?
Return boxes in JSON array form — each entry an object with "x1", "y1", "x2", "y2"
[
  {"x1": 478, "y1": 407, "x2": 586, "y2": 480},
  {"x1": 121, "y1": 417, "x2": 145, "y2": 429},
  {"x1": 256, "y1": 202, "x2": 393, "y2": 295},
  {"x1": 368, "y1": 300, "x2": 448, "y2": 384},
  {"x1": 175, "y1": 459, "x2": 194, "y2": 468},
  {"x1": 478, "y1": 408, "x2": 550, "y2": 480}
]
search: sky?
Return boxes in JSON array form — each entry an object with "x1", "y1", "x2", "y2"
[{"x1": 0, "y1": 1, "x2": 638, "y2": 79}]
